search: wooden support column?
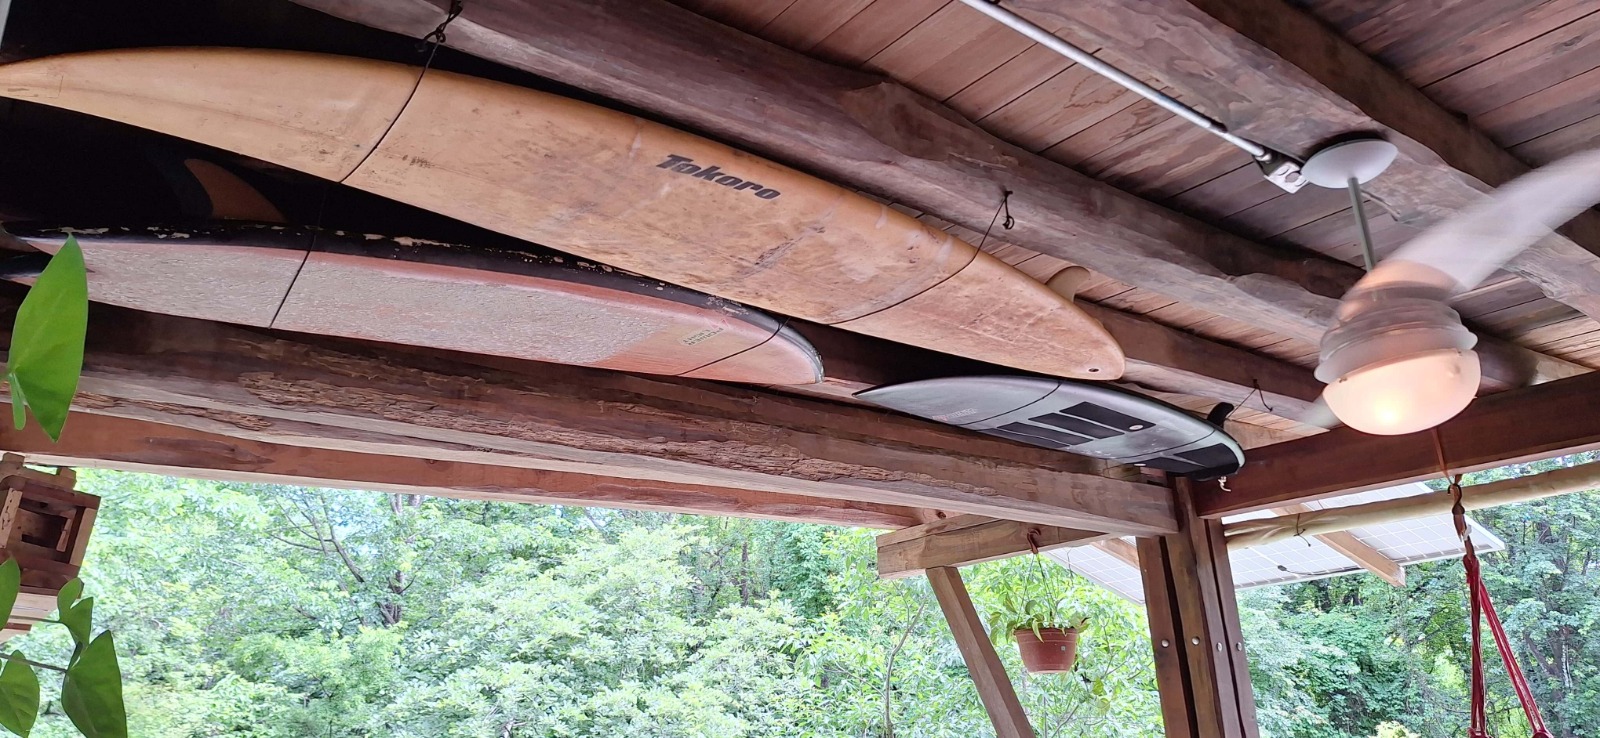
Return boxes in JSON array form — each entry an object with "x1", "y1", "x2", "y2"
[
  {"x1": 926, "y1": 566, "x2": 1037, "y2": 738},
  {"x1": 1139, "y1": 479, "x2": 1259, "y2": 738}
]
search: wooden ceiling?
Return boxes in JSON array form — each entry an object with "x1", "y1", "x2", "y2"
[
  {"x1": 3, "y1": 0, "x2": 1598, "y2": 452},
  {"x1": 664, "y1": 0, "x2": 1600, "y2": 438}
]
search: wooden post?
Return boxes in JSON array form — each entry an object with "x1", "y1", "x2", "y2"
[
  {"x1": 1138, "y1": 479, "x2": 1259, "y2": 738},
  {"x1": 926, "y1": 566, "x2": 1037, "y2": 738}
]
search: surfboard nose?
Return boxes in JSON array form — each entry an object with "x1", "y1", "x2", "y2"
[{"x1": 0, "y1": 48, "x2": 419, "y2": 181}]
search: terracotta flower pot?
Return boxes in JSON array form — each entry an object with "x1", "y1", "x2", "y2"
[{"x1": 1014, "y1": 627, "x2": 1080, "y2": 674}]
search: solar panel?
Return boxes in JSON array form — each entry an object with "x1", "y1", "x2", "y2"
[{"x1": 1053, "y1": 482, "x2": 1506, "y2": 603}]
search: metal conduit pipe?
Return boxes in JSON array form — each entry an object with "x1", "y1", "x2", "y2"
[{"x1": 957, "y1": 0, "x2": 1308, "y2": 192}]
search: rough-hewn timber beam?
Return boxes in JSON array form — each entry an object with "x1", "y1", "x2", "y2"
[
  {"x1": 795, "y1": 308, "x2": 1326, "y2": 425},
  {"x1": 3, "y1": 411, "x2": 940, "y2": 529},
  {"x1": 284, "y1": 0, "x2": 1579, "y2": 392},
  {"x1": 1228, "y1": 463, "x2": 1600, "y2": 548},
  {"x1": 5, "y1": 296, "x2": 1176, "y2": 534},
  {"x1": 876, "y1": 514, "x2": 1109, "y2": 579},
  {"x1": 1201, "y1": 371, "x2": 1600, "y2": 517},
  {"x1": 1272, "y1": 503, "x2": 1403, "y2": 586},
  {"x1": 1008, "y1": 0, "x2": 1600, "y2": 324}
]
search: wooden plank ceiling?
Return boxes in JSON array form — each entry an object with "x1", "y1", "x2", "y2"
[{"x1": 668, "y1": 0, "x2": 1600, "y2": 437}]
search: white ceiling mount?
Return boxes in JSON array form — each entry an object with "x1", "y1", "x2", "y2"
[{"x1": 1301, "y1": 138, "x2": 1399, "y2": 188}]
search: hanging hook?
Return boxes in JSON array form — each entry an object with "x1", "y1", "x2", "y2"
[
  {"x1": 1026, "y1": 528, "x2": 1042, "y2": 557},
  {"x1": 418, "y1": 0, "x2": 466, "y2": 52}
]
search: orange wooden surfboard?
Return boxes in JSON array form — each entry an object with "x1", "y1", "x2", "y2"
[
  {"x1": 4, "y1": 223, "x2": 824, "y2": 385},
  {"x1": 0, "y1": 48, "x2": 1125, "y2": 379}
]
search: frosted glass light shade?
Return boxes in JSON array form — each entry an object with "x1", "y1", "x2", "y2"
[{"x1": 1322, "y1": 348, "x2": 1481, "y2": 435}]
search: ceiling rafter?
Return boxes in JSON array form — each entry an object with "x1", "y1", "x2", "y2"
[{"x1": 1006, "y1": 0, "x2": 1600, "y2": 328}]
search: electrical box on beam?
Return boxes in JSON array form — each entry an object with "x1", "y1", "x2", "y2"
[
  {"x1": 856, "y1": 376, "x2": 1245, "y2": 479},
  {"x1": 0, "y1": 454, "x2": 98, "y2": 643}
]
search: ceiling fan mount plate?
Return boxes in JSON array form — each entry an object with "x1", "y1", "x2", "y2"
[{"x1": 1302, "y1": 138, "x2": 1399, "y2": 188}]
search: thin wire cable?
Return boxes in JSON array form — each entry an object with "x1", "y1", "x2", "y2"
[{"x1": 975, "y1": 190, "x2": 1013, "y2": 252}]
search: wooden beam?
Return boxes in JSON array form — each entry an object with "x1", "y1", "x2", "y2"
[
  {"x1": 876, "y1": 514, "x2": 1109, "y2": 579},
  {"x1": 1273, "y1": 504, "x2": 1403, "y2": 587},
  {"x1": 1007, "y1": 0, "x2": 1600, "y2": 326},
  {"x1": 1094, "y1": 537, "x2": 1141, "y2": 567},
  {"x1": 2, "y1": 410, "x2": 940, "y2": 529},
  {"x1": 926, "y1": 566, "x2": 1038, "y2": 738},
  {"x1": 8, "y1": 295, "x2": 1176, "y2": 534},
  {"x1": 283, "y1": 0, "x2": 1581, "y2": 393},
  {"x1": 1139, "y1": 480, "x2": 1259, "y2": 738},
  {"x1": 1138, "y1": 535, "x2": 1195, "y2": 738},
  {"x1": 1202, "y1": 370, "x2": 1600, "y2": 517},
  {"x1": 1080, "y1": 305, "x2": 1324, "y2": 423},
  {"x1": 1228, "y1": 463, "x2": 1600, "y2": 549},
  {"x1": 788, "y1": 313, "x2": 1327, "y2": 425}
]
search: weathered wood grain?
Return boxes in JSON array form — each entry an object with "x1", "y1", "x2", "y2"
[
  {"x1": 4, "y1": 411, "x2": 940, "y2": 529},
  {"x1": 284, "y1": 2, "x2": 1348, "y2": 339},
  {"x1": 0, "y1": 295, "x2": 1176, "y2": 534}
]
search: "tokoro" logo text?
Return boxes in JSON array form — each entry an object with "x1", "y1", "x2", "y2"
[{"x1": 656, "y1": 155, "x2": 781, "y2": 200}]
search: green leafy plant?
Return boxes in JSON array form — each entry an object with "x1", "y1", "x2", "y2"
[
  {"x1": 0, "y1": 560, "x2": 124, "y2": 737},
  {"x1": 7, "y1": 236, "x2": 88, "y2": 441},
  {"x1": 979, "y1": 556, "x2": 1089, "y2": 645}
]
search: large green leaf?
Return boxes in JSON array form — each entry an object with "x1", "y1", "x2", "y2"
[
  {"x1": 0, "y1": 561, "x2": 19, "y2": 629},
  {"x1": 57, "y1": 597, "x2": 92, "y2": 654},
  {"x1": 60, "y1": 632, "x2": 124, "y2": 738},
  {"x1": 0, "y1": 658, "x2": 38, "y2": 737},
  {"x1": 7, "y1": 237, "x2": 88, "y2": 441},
  {"x1": 55, "y1": 579, "x2": 81, "y2": 617}
]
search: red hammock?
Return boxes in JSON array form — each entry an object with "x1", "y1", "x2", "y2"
[{"x1": 1448, "y1": 475, "x2": 1550, "y2": 738}]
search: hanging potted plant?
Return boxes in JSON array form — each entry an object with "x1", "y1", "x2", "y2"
[
  {"x1": 981, "y1": 546, "x2": 1088, "y2": 674},
  {"x1": 987, "y1": 593, "x2": 1088, "y2": 674}
]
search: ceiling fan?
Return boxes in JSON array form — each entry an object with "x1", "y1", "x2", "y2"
[{"x1": 1303, "y1": 141, "x2": 1600, "y2": 435}]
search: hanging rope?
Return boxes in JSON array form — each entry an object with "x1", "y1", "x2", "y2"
[
  {"x1": 1026, "y1": 529, "x2": 1064, "y2": 626},
  {"x1": 1434, "y1": 430, "x2": 1551, "y2": 738}
]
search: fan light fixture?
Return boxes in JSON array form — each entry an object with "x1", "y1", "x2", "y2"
[
  {"x1": 1304, "y1": 138, "x2": 1482, "y2": 435},
  {"x1": 1314, "y1": 284, "x2": 1480, "y2": 435}
]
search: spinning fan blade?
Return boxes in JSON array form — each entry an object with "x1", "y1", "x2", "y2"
[
  {"x1": 1319, "y1": 147, "x2": 1600, "y2": 435},
  {"x1": 1358, "y1": 147, "x2": 1600, "y2": 295},
  {"x1": 1300, "y1": 397, "x2": 1341, "y2": 430}
]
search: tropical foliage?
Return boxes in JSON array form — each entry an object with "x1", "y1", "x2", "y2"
[
  {"x1": 18, "y1": 454, "x2": 1599, "y2": 737},
  {"x1": 7, "y1": 236, "x2": 87, "y2": 441},
  {"x1": 0, "y1": 561, "x2": 126, "y2": 738}
]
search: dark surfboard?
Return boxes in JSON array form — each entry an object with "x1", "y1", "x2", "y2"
[{"x1": 857, "y1": 376, "x2": 1245, "y2": 478}]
